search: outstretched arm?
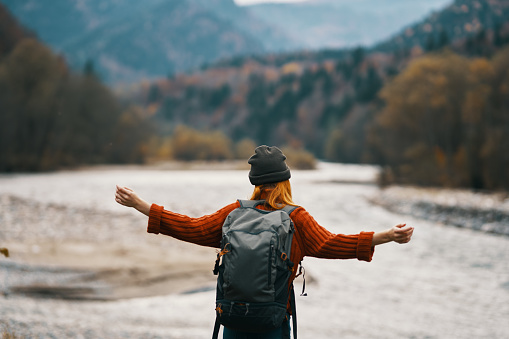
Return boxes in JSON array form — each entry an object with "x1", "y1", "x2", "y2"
[
  {"x1": 372, "y1": 224, "x2": 413, "y2": 246},
  {"x1": 115, "y1": 185, "x2": 151, "y2": 216}
]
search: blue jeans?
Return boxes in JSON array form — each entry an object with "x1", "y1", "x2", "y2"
[{"x1": 223, "y1": 320, "x2": 291, "y2": 339}]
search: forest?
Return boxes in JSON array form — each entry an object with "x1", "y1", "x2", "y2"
[
  {"x1": 1, "y1": 2, "x2": 509, "y2": 190},
  {"x1": 0, "y1": 5, "x2": 151, "y2": 171},
  {"x1": 127, "y1": 20, "x2": 509, "y2": 190}
]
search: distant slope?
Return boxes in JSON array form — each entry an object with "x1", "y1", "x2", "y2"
[
  {"x1": 0, "y1": 0, "x2": 163, "y2": 49},
  {"x1": 1, "y1": 0, "x2": 454, "y2": 84},
  {"x1": 246, "y1": 0, "x2": 452, "y2": 49},
  {"x1": 124, "y1": 0, "x2": 509, "y2": 167},
  {"x1": 5, "y1": 0, "x2": 505, "y2": 84},
  {"x1": 374, "y1": 0, "x2": 509, "y2": 52},
  {"x1": 195, "y1": 0, "x2": 297, "y2": 52},
  {"x1": 0, "y1": 3, "x2": 34, "y2": 57},
  {"x1": 1, "y1": 0, "x2": 286, "y2": 83},
  {"x1": 210, "y1": 0, "x2": 508, "y2": 70},
  {"x1": 61, "y1": 0, "x2": 266, "y2": 83}
]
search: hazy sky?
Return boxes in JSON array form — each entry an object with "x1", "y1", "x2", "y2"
[
  {"x1": 234, "y1": 0, "x2": 307, "y2": 5},
  {"x1": 234, "y1": 0, "x2": 451, "y2": 6}
]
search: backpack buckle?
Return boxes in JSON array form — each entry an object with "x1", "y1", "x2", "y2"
[{"x1": 215, "y1": 304, "x2": 223, "y2": 316}]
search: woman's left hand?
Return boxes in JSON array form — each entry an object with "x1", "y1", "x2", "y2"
[{"x1": 390, "y1": 223, "x2": 414, "y2": 244}]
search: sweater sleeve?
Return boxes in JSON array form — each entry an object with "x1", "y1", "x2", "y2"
[
  {"x1": 147, "y1": 201, "x2": 240, "y2": 248},
  {"x1": 292, "y1": 207, "x2": 374, "y2": 262}
]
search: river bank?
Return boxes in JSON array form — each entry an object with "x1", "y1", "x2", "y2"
[
  {"x1": 371, "y1": 186, "x2": 509, "y2": 236},
  {"x1": 1, "y1": 162, "x2": 508, "y2": 338}
]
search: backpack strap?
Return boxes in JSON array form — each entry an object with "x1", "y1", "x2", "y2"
[
  {"x1": 281, "y1": 204, "x2": 299, "y2": 216},
  {"x1": 212, "y1": 317, "x2": 220, "y2": 339},
  {"x1": 238, "y1": 199, "x2": 299, "y2": 216},
  {"x1": 238, "y1": 199, "x2": 265, "y2": 208},
  {"x1": 290, "y1": 284, "x2": 298, "y2": 339}
]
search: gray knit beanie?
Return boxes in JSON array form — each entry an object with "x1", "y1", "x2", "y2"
[{"x1": 248, "y1": 145, "x2": 291, "y2": 185}]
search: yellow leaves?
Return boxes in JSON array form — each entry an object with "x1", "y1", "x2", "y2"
[
  {"x1": 281, "y1": 62, "x2": 303, "y2": 76},
  {"x1": 379, "y1": 52, "x2": 477, "y2": 130},
  {"x1": 171, "y1": 125, "x2": 233, "y2": 161},
  {"x1": 280, "y1": 146, "x2": 316, "y2": 170},
  {"x1": 490, "y1": 47, "x2": 509, "y2": 98},
  {"x1": 373, "y1": 46, "x2": 509, "y2": 189},
  {"x1": 461, "y1": 59, "x2": 494, "y2": 124},
  {"x1": 463, "y1": 90, "x2": 486, "y2": 124},
  {"x1": 146, "y1": 103, "x2": 160, "y2": 116},
  {"x1": 469, "y1": 58, "x2": 494, "y2": 81},
  {"x1": 235, "y1": 139, "x2": 257, "y2": 160}
]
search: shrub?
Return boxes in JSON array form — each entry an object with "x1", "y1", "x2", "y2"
[
  {"x1": 281, "y1": 146, "x2": 317, "y2": 170},
  {"x1": 171, "y1": 125, "x2": 233, "y2": 161},
  {"x1": 234, "y1": 139, "x2": 257, "y2": 159}
]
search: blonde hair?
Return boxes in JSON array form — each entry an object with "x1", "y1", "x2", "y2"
[{"x1": 250, "y1": 180, "x2": 296, "y2": 209}]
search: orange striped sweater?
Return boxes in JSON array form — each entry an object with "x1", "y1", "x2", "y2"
[{"x1": 147, "y1": 201, "x2": 375, "y2": 289}]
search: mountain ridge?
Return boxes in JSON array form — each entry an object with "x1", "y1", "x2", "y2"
[{"x1": 1, "y1": 0, "x2": 453, "y2": 83}]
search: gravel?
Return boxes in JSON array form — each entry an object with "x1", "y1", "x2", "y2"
[{"x1": 1, "y1": 163, "x2": 508, "y2": 338}]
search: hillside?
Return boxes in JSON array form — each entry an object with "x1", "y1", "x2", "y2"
[
  {"x1": 122, "y1": 0, "x2": 509, "y2": 189},
  {"x1": 0, "y1": 3, "x2": 34, "y2": 57},
  {"x1": 247, "y1": 0, "x2": 451, "y2": 49},
  {"x1": 375, "y1": 0, "x2": 509, "y2": 52},
  {"x1": 0, "y1": 0, "x2": 162, "y2": 48},
  {"x1": 61, "y1": 1, "x2": 267, "y2": 83},
  {"x1": 1, "y1": 0, "x2": 454, "y2": 83},
  {"x1": 0, "y1": 0, "x2": 293, "y2": 83}
]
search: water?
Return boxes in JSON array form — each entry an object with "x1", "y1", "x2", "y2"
[{"x1": 1, "y1": 162, "x2": 508, "y2": 338}]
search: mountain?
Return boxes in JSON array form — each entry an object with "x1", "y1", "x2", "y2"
[
  {"x1": 122, "y1": 0, "x2": 509, "y2": 166},
  {"x1": 1, "y1": 0, "x2": 454, "y2": 84},
  {"x1": 0, "y1": 3, "x2": 34, "y2": 57},
  {"x1": 245, "y1": 0, "x2": 452, "y2": 49},
  {"x1": 61, "y1": 0, "x2": 270, "y2": 83},
  {"x1": 0, "y1": 0, "x2": 291, "y2": 83},
  {"x1": 0, "y1": 0, "x2": 163, "y2": 49},
  {"x1": 4, "y1": 0, "x2": 505, "y2": 84},
  {"x1": 194, "y1": 0, "x2": 297, "y2": 52},
  {"x1": 375, "y1": 0, "x2": 509, "y2": 52}
]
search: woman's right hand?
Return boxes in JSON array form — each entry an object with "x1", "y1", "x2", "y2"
[{"x1": 115, "y1": 185, "x2": 138, "y2": 207}]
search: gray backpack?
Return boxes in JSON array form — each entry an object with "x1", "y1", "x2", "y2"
[{"x1": 212, "y1": 199, "x2": 299, "y2": 339}]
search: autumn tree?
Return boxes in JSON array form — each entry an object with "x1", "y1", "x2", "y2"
[
  {"x1": 371, "y1": 52, "x2": 472, "y2": 186},
  {"x1": 370, "y1": 48, "x2": 509, "y2": 189}
]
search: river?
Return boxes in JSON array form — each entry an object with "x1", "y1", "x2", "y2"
[{"x1": 1, "y1": 162, "x2": 508, "y2": 338}]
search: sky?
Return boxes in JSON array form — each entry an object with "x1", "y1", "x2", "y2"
[{"x1": 234, "y1": 0, "x2": 307, "y2": 5}]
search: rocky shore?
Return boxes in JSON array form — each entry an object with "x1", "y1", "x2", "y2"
[{"x1": 370, "y1": 186, "x2": 509, "y2": 236}]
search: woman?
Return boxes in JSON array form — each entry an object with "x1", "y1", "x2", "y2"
[{"x1": 115, "y1": 145, "x2": 413, "y2": 338}]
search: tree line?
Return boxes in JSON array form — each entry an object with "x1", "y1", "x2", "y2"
[
  {"x1": 0, "y1": 38, "x2": 151, "y2": 171},
  {"x1": 2, "y1": 1, "x2": 509, "y2": 190},
  {"x1": 132, "y1": 21, "x2": 509, "y2": 190},
  {"x1": 371, "y1": 48, "x2": 509, "y2": 190}
]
